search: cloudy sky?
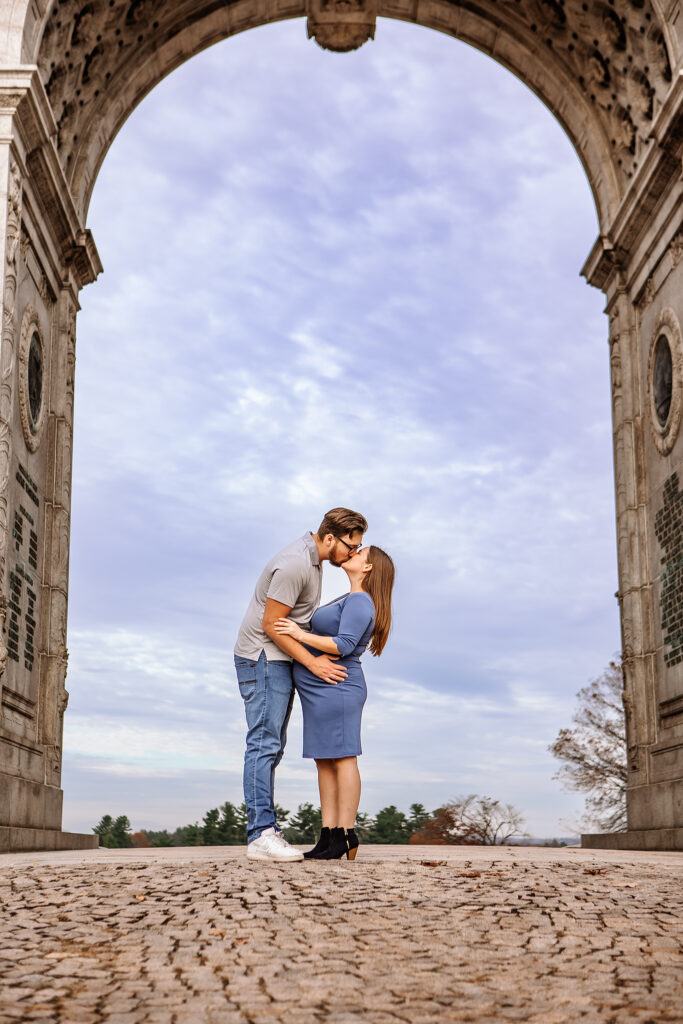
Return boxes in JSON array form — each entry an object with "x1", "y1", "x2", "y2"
[{"x1": 61, "y1": 17, "x2": 621, "y2": 839}]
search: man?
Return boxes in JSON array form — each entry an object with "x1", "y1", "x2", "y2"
[{"x1": 234, "y1": 507, "x2": 368, "y2": 862}]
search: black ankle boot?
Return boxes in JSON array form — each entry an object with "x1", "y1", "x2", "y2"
[
  {"x1": 303, "y1": 827, "x2": 330, "y2": 859},
  {"x1": 315, "y1": 827, "x2": 348, "y2": 860},
  {"x1": 315, "y1": 827, "x2": 359, "y2": 860}
]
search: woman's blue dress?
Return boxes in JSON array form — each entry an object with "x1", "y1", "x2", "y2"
[{"x1": 293, "y1": 591, "x2": 375, "y2": 758}]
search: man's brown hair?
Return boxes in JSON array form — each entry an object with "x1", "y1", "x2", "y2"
[{"x1": 317, "y1": 507, "x2": 368, "y2": 539}]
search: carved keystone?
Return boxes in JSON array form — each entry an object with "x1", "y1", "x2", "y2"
[{"x1": 306, "y1": 0, "x2": 377, "y2": 52}]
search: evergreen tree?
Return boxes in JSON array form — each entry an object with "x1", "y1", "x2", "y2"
[
  {"x1": 217, "y1": 801, "x2": 242, "y2": 845},
  {"x1": 283, "y1": 802, "x2": 322, "y2": 843},
  {"x1": 93, "y1": 814, "x2": 113, "y2": 846},
  {"x1": 202, "y1": 808, "x2": 222, "y2": 845},
  {"x1": 142, "y1": 829, "x2": 174, "y2": 847},
  {"x1": 173, "y1": 822, "x2": 201, "y2": 846},
  {"x1": 407, "y1": 803, "x2": 430, "y2": 836},
  {"x1": 274, "y1": 803, "x2": 290, "y2": 827},
  {"x1": 93, "y1": 814, "x2": 133, "y2": 848},
  {"x1": 235, "y1": 803, "x2": 249, "y2": 844},
  {"x1": 372, "y1": 805, "x2": 409, "y2": 844},
  {"x1": 110, "y1": 815, "x2": 133, "y2": 848},
  {"x1": 354, "y1": 811, "x2": 375, "y2": 842}
]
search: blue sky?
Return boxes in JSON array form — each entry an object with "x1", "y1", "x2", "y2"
[{"x1": 61, "y1": 17, "x2": 620, "y2": 838}]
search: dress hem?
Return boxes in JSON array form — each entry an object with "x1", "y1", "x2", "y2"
[{"x1": 303, "y1": 750, "x2": 362, "y2": 759}]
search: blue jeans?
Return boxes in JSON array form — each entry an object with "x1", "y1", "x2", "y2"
[{"x1": 234, "y1": 651, "x2": 294, "y2": 842}]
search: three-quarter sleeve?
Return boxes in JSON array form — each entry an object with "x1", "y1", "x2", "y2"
[{"x1": 333, "y1": 594, "x2": 374, "y2": 657}]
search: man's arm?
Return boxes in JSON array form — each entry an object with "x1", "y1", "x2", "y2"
[
  {"x1": 262, "y1": 598, "x2": 346, "y2": 684},
  {"x1": 274, "y1": 619, "x2": 340, "y2": 656}
]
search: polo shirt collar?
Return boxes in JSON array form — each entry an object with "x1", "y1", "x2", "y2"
[{"x1": 304, "y1": 531, "x2": 320, "y2": 566}]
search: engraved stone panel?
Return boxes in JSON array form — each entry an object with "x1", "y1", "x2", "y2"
[
  {"x1": 652, "y1": 471, "x2": 683, "y2": 718},
  {"x1": 1, "y1": 457, "x2": 41, "y2": 737},
  {"x1": 1, "y1": 234, "x2": 53, "y2": 748},
  {"x1": 654, "y1": 473, "x2": 683, "y2": 668}
]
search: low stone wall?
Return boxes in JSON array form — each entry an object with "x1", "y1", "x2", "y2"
[
  {"x1": 582, "y1": 828, "x2": 683, "y2": 851},
  {"x1": 0, "y1": 826, "x2": 98, "y2": 853}
]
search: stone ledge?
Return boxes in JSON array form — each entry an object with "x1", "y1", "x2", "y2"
[
  {"x1": 0, "y1": 826, "x2": 98, "y2": 853},
  {"x1": 582, "y1": 828, "x2": 683, "y2": 851}
]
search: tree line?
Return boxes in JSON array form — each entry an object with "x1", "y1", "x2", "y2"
[
  {"x1": 93, "y1": 794, "x2": 529, "y2": 849},
  {"x1": 94, "y1": 657, "x2": 629, "y2": 850}
]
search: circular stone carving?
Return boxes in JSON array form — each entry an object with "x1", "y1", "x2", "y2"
[
  {"x1": 649, "y1": 308, "x2": 683, "y2": 456},
  {"x1": 18, "y1": 307, "x2": 46, "y2": 452},
  {"x1": 653, "y1": 334, "x2": 672, "y2": 426},
  {"x1": 28, "y1": 332, "x2": 43, "y2": 425}
]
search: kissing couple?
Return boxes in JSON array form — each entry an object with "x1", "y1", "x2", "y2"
[{"x1": 234, "y1": 507, "x2": 395, "y2": 862}]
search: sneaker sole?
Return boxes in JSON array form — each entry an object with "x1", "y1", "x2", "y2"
[{"x1": 247, "y1": 850, "x2": 304, "y2": 862}]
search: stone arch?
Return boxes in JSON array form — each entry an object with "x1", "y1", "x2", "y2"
[
  {"x1": 3, "y1": 0, "x2": 676, "y2": 230},
  {"x1": 1, "y1": 0, "x2": 683, "y2": 853}
]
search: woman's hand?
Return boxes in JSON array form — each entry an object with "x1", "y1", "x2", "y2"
[{"x1": 273, "y1": 617, "x2": 305, "y2": 642}]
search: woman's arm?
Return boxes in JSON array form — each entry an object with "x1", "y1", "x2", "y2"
[
  {"x1": 273, "y1": 618, "x2": 340, "y2": 655},
  {"x1": 274, "y1": 595, "x2": 374, "y2": 658},
  {"x1": 333, "y1": 594, "x2": 374, "y2": 656}
]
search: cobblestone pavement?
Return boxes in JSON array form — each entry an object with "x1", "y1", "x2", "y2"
[{"x1": 1, "y1": 845, "x2": 682, "y2": 1023}]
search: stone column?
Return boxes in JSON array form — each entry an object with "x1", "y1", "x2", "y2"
[
  {"x1": 605, "y1": 284, "x2": 657, "y2": 803},
  {"x1": 0, "y1": 147, "x2": 21, "y2": 686},
  {"x1": 38, "y1": 289, "x2": 76, "y2": 792},
  {"x1": 0, "y1": 68, "x2": 99, "y2": 852},
  {"x1": 582, "y1": 87, "x2": 683, "y2": 847}
]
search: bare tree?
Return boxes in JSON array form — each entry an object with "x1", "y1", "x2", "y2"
[
  {"x1": 455, "y1": 795, "x2": 528, "y2": 845},
  {"x1": 409, "y1": 805, "x2": 479, "y2": 845},
  {"x1": 549, "y1": 658, "x2": 627, "y2": 832},
  {"x1": 409, "y1": 795, "x2": 527, "y2": 845}
]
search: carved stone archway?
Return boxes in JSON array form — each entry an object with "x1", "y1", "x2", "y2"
[{"x1": 0, "y1": 0, "x2": 682, "y2": 851}]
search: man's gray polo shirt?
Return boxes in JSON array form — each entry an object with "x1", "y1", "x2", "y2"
[{"x1": 235, "y1": 532, "x2": 322, "y2": 662}]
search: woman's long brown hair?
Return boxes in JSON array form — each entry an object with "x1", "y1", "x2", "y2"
[{"x1": 361, "y1": 546, "x2": 395, "y2": 656}]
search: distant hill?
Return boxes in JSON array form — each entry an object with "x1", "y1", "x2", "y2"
[{"x1": 508, "y1": 837, "x2": 580, "y2": 847}]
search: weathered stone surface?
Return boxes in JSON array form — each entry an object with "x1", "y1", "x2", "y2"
[{"x1": 0, "y1": 845, "x2": 681, "y2": 1023}]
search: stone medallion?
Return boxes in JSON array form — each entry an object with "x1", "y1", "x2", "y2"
[
  {"x1": 648, "y1": 308, "x2": 683, "y2": 456},
  {"x1": 18, "y1": 306, "x2": 46, "y2": 452}
]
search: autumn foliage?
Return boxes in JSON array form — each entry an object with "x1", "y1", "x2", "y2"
[{"x1": 409, "y1": 796, "x2": 526, "y2": 845}]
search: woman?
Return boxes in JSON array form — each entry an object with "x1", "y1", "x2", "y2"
[{"x1": 274, "y1": 545, "x2": 395, "y2": 861}]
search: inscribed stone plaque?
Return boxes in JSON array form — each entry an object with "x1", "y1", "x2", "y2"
[{"x1": 1, "y1": 458, "x2": 41, "y2": 735}]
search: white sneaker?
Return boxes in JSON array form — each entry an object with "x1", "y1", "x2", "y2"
[{"x1": 247, "y1": 827, "x2": 304, "y2": 862}]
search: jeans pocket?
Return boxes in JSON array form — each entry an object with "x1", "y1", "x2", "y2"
[
  {"x1": 239, "y1": 680, "x2": 257, "y2": 701},
  {"x1": 266, "y1": 660, "x2": 294, "y2": 695},
  {"x1": 235, "y1": 656, "x2": 257, "y2": 683}
]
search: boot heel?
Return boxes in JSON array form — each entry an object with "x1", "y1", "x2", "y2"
[{"x1": 347, "y1": 846, "x2": 358, "y2": 861}]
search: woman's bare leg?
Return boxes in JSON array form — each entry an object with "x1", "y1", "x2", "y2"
[
  {"x1": 334, "y1": 757, "x2": 361, "y2": 828},
  {"x1": 315, "y1": 759, "x2": 339, "y2": 826}
]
